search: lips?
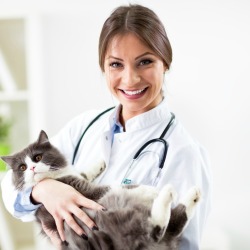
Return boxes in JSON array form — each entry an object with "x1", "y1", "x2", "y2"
[{"x1": 120, "y1": 87, "x2": 148, "y2": 99}]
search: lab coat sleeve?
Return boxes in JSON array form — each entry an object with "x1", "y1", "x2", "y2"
[
  {"x1": 157, "y1": 143, "x2": 212, "y2": 250},
  {"x1": 1, "y1": 170, "x2": 38, "y2": 222}
]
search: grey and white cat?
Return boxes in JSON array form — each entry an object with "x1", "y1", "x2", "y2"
[{"x1": 1, "y1": 130, "x2": 201, "y2": 250}]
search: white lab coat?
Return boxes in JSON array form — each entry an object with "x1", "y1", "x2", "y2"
[{"x1": 1, "y1": 98, "x2": 212, "y2": 249}]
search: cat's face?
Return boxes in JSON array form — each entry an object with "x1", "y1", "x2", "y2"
[{"x1": 1, "y1": 130, "x2": 67, "y2": 190}]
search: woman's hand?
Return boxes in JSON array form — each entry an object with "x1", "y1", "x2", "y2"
[{"x1": 31, "y1": 179, "x2": 104, "y2": 242}]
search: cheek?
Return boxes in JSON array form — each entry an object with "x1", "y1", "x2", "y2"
[
  {"x1": 24, "y1": 168, "x2": 34, "y2": 183},
  {"x1": 105, "y1": 71, "x2": 118, "y2": 91},
  {"x1": 144, "y1": 70, "x2": 162, "y2": 88},
  {"x1": 151, "y1": 69, "x2": 165, "y2": 88},
  {"x1": 36, "y1": 162, "x2": 50, "y2": 172}
]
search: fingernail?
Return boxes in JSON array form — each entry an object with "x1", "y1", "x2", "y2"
[
  {"x1": 63, "y1": 241, "x2": 69, "y2": 246},
  {"x1": 92, "y1": 225, "x2": 99, "y2": 231},
  {"x1": 102, "y1": 208, "x2": 107, "y2": 211},
  {"x1": 81, "y1": 234, "x2": 88, "y2": 240}
]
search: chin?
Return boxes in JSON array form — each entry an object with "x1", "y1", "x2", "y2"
[{"x1": 33, "y1": 173, "x2": 47, "y2": 183}]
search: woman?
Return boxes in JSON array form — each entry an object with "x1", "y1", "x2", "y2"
[{"x1": 1, "y1": 4, "x2": 211, "y2": 249}]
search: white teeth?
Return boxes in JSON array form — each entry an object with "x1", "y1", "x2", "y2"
[{"x1": 123, "y1": 88, "x2": 145, "y2": 95}]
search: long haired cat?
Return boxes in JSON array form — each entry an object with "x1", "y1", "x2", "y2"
[{"x1": 1, "y1": 130, "x2": 201, "y2": 250}]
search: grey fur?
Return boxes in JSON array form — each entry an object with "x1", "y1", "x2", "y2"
[{"x1": 1, "y1": 130, "x2": 200, "y2": 250}]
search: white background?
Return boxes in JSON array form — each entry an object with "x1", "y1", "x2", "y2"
[{"x1": 1, "y1": 0, "x2": 250, "y2": 249}]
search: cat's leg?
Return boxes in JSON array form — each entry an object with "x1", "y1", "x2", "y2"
[
  {"x1": 165, "y1": 186, "x2": 201, "y2": 238},
  {"x1": 81, "y1": 160, "x2": 106, "y2": 182},
  {"x1": 179, "y1": 186, "x2": 201, "y2": 220},
  {"x1": 149, "y1": 184, "x2": 177, "y2": 241}
]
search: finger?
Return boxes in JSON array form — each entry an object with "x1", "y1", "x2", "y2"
[
  {"x1": 64, "y1": 213, "x2": 86, "y2": 236},
  {"x1": 79, "y1": 196, "x2": 106, "y2": 211},
  {"x1": 55, "y1": 218, "x2": 65, "y2": 242},
  {"x1": 73, "y1": 206, "x2": 96, "y2": 230}
]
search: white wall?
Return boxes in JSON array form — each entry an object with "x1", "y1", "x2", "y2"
[{"x1": 2, "y1": 0, "x2": 250, "y2": 249}]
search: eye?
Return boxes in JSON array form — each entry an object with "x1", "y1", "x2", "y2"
[
  {"x1": 109, "y1": 61, "x2": 123, "y2": 68},
  {"x1": 139, "y1": 59, "x2": 153, "y2": 66},
  {"x1": 19, "y1": 164, "x2": 27, "y2": 171},
  {"x1": 34, "y1": 154, "x2": 42, "y2": 162}
]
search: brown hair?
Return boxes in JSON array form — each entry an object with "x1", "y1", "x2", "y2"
[{"x1": 99, "y1": 4, "x2": 172, "y2": 72}]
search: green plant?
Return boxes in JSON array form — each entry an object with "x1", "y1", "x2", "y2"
[
  {"x1": 0, "y1": 116, "x2": 11, "y2": 143},
  {"x1": 0, "y1": 116, "x2": 11, "y2": 170}
]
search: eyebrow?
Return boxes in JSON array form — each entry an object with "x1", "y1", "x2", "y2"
[{"x1": 106, "y1": 52, "x2": 154, "y2": 61}]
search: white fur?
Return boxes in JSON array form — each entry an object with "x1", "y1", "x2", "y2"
[
  {"x1": 23, "y1": 156, "x2": 82, "y2": 189},
  {"x1": 150, "y1": 184, "x2": 177, "y2": 229},
  {"x1": 84, "y1": 160, "x2": 106, "y2": 182},
  {"x1": 127, "y1": 185, "x2": 159, "y2": 205},
  {"x1": 179, "y1": 186, "x2": 201, "y2": 220}
]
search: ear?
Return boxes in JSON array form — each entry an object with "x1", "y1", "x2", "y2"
[
  {"x1": 37, "y1": 130, "x2": 49, "y2": 144},
  {"x1": 1, "y1": 155, "x2": 13, "y2": 166},
  {"x1": 163, "y1": 63, "x2": 169, "y2": 73}
]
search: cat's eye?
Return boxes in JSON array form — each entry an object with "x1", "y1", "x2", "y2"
[
  {"x1": 34, "y1": 154, "x2": 42, "y2": 162},
  {"x1": 19, "y1": 165, "x2": 27, "y2": 171}
]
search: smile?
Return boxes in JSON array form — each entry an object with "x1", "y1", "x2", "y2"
[{"x1": 122, "y1": 88, "x2": 147, "y2": 96}]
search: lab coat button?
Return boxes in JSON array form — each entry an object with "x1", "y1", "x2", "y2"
[{"x1": 105, "y1": 136, "x2": 108, "y2": 140}]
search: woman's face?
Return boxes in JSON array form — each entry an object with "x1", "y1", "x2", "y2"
[{"x1": 104, "y1": 33, "x2": 167, "y2": 122}]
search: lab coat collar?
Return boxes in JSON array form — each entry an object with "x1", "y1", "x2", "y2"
[
  {"x1": 109, "y1": 98, "x2": 172, "y2": 132},
  {"x1": 101, "y1": 98, "x2": 172, "y2": 166}
]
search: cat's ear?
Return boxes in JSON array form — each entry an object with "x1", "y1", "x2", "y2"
[
  {"x1": 37, "y1": 130, "x2": 49, "y2": 144},
  {"x1": 1, "y1": 155, "x2": 13, "y2": 166}
]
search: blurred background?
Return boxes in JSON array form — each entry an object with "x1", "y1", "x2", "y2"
[{"x1": 0, "y1": 0, "x2": 249, "y2": 249}]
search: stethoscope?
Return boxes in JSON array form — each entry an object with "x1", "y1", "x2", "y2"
[
  {"x1": 72, "y1": 107, "x2": 175, "y2": 185},
  {"x1": 121, "y1": 112, "x2": 175, "y2": 185}
]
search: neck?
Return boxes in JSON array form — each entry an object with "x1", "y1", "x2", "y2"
[{"x1": 119, "y1": 96, "x2": 164, "y2": 130}]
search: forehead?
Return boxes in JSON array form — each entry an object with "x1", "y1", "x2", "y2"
[{"x1": 106, "y1": 33, "x2": 154, "y2": 58}]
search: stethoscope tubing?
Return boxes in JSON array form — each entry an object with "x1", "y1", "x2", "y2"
[
  {"x1": 133, "y1": 138, "x2": 168, "y2": 170},
  {"x1": 132, "y1": 112, "x2": 175, "y2": 169},
  {"x1": 72, "y1": 108, "x2": 175, "y2": 184},
  {"x1": 72, "y1": 106, "x2": 115, "y2": 165}
]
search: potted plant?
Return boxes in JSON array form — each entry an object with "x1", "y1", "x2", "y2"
[{"x1": 0, "y1": 116, "x2": 11, "y2": 171}]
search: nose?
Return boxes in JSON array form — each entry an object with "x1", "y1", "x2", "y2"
[
  {"x1": 30, "y1": 166, "x2": 35, "y2": 171},
  {"x1": 122, "y1": 66, "x2": 141, "y2": 87}
]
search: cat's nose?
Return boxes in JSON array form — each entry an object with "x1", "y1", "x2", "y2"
[{"x1": 30, "y1": 166, "x2": 35, "y2": 171}]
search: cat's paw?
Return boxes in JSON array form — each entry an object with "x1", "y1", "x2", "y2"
[
  {"x1": 180, "y1": 186, "x2": 201, "y2": 219},
  {"x1": 83, "y1": 160, "x2": 106, "y2": 182}
]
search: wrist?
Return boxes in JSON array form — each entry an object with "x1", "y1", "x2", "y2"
[{"x1": 31, "y1": 178, "x2": 54, "y2": 204}]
